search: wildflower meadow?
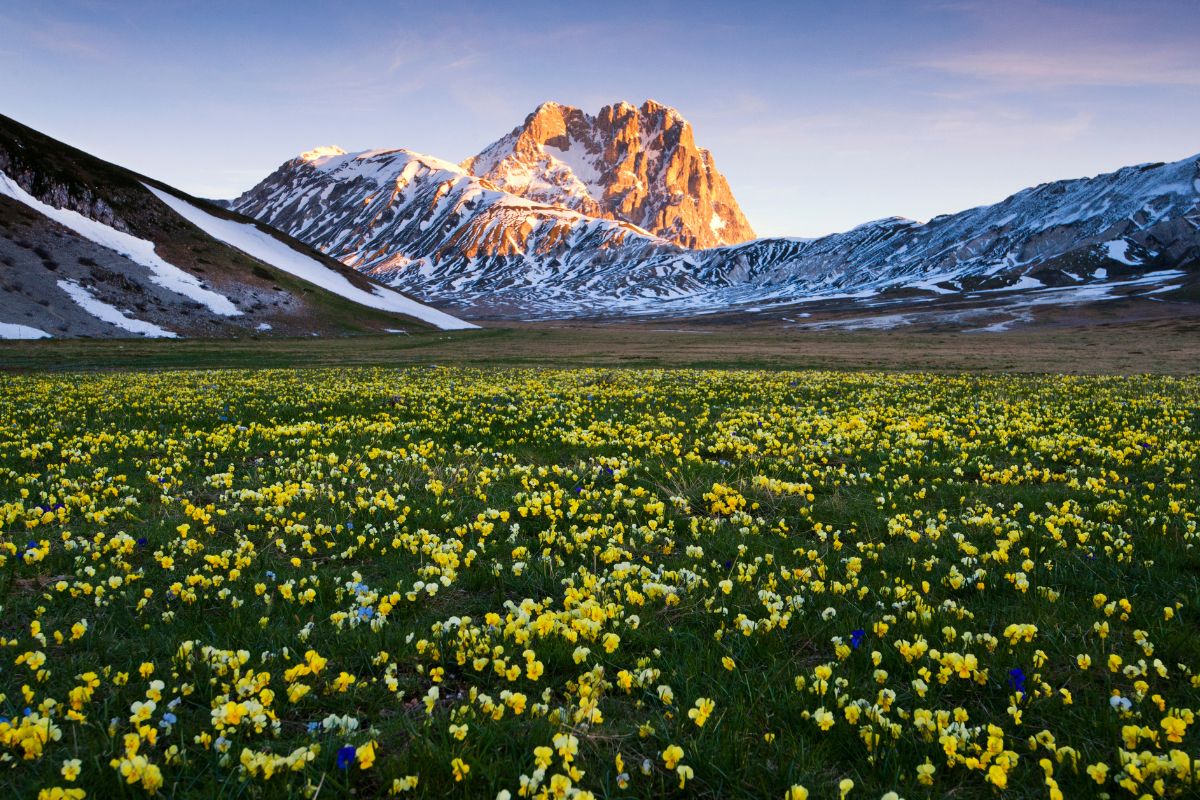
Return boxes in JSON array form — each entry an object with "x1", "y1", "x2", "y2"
[{"x1": 1, "y1": 368, "x2": 1197, "y2": 798}]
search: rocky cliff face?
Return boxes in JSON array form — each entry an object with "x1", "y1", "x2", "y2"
[{"x1": 461, "y1": 100, "x2": 755, "y2": 249}]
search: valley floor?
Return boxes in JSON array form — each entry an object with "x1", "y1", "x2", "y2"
[{"x1": 2, "y1": 315, "x2": 1199, "y2": 374}]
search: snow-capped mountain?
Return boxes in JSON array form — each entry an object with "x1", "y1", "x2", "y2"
[
  {"x1": 461, "y1": 100, "x2": 755, "y2": 248},
  {"x1": 232, "y1": 120, "x2": 1199, "y2": 321},
  {"x1": 229, "y1": 145, "x2": 704, "y2": 315},
  {"x1": 0, "y1": 113, "x2": 473, "y2": 339}
]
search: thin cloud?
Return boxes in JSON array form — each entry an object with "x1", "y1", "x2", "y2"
[{"x1": 920, "y1": 48, "x2": 1200, "y2": 89}]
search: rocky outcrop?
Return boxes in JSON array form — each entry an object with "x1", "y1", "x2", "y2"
[
  {"x1": 461, "y1": 100, "x2": 755, "y2": 249},
  {"x1": 0, "y1": 146, "x2": 129, "y2": 232}
]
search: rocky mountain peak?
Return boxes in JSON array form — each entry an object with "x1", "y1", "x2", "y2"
[{"x1": 461, "y1": 100, "x2": 755, "y2": 249}]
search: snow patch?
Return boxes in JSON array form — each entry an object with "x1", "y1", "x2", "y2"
[
  {"x1": 58, "y1": 279, "x2": 177, "y2": 337},
  {"x1": 256, "y1": 322, "x2": 272, "y2": 331},
  {"x1": 0, "y1": 171, "x2": 241, "y2": 315},
  {"x1": 1103, "y1": 240, "x2": 1140, "y2": 265},
  {"x1": 0, "y1": 321, "x2": 51, "y2": 339},
  {"x1": 144, "y1": 185, "x2": 478, "y2": 331}
]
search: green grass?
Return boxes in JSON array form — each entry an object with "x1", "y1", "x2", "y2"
[
  {"x1": 1, "y1": 367, "x2": 1198, "y2": 798},
  {"x1": 3, "y1": 318, "x2": 1200, "y2": 374}
]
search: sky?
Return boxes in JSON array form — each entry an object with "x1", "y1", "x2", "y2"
[{"x1": 2, "y1": 0, "x2": 1198, "y2": 238}]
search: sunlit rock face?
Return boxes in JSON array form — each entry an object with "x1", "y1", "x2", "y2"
[{"x1": 462, "y1": 100, "x2": 756, "y2": 249}]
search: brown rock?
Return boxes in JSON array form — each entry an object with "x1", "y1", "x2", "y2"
[{"x1": 461, "y1": 100, "x2": 755, "y2": 249}]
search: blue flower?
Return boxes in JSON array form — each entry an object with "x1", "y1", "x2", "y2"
[
  {"x1": 346, "y1": 521, "x2": 354, "y2": 530},
  {"x1": 307, "y1": 721, "x2": 319, "y2": 733},
  {"x1": 137, "y1": 537, "x2": 148, "y2": 547},
  {"x1": 336, "y1": 744, "x2": 357, "y2": 769},
  {"x1": 1008, "y1": 667, "x2": 1026, "y2": 693},
  {"x1": 850, "y1": 629, "x2": 866, "y2": 649},
  {"x1": 266, "y1": 571, "x2": 276, "y2": 580}
]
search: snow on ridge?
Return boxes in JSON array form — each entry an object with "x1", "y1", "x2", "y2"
[
  {"x1": 304, "y1": 146, "x2": 467, "y2": 179},
  {"x1": 58, "y1": 279, "x2": 177, "y2": 337},
  {"x1": 0, "y1": 321, "x2": 51, "y2": 339},
  {"x1": 300, "y1": 145, "x2": 347, "y2": 162},
  {"x1": 144, "y1": 185, "x2": 479, "y2": 331},
  {"x1": 0, "y1": 170, "x2": 241, "y2": 316}
]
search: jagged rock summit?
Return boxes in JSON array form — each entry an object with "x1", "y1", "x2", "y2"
[{"x1": 461, "y1": 99, "x2": 755, "y2": 249}]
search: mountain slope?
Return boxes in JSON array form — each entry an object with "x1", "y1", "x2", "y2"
[
  {"x1": 0, "y1": 113, "x2": 474, "y2": 338},
  {"x1": 695, "y1": 154, "x2": 1200, "y2": 298},
  {"x1": 461, "y1": 100, "x2": 755, "y2": 248}
]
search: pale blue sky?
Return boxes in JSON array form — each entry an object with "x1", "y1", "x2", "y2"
[{"x1": 2, "y1": 0, "x2": 1198, "y2": 237}]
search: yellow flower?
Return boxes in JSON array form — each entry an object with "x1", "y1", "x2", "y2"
[
  {"x1": 1086, "y1": 762, "x2": 1108, "y2": 784},
  {"x1": 661, "y1": 745, "x2": 684, "y2": 770},
  {"x1": 142, "y1": 763, "x2": 164, "y2": 794},
  {"x1": 1161, "y1": 716, "x2": 1187, "y2": 743},
  {"x1": 838, "y1": 778, "x2": 854, "y2": 798},
  {"x1": 450, "y1": 757, "x2": 470, "y2": 782},
  {"x1": 786, "y1": 786, "x2": 808, "y2": 800},
  {"x1": 688, "y1": 697, "x2": 715, "y2": 727},
  {"x1": 356, "y1": 741, "x2": 377, "y2": 769},
  {"x1": 61, "y1": 759, "x2": 82, "y2": 781},
  {"x1": 390, "y1": 776, "x2": 419, "y2": 794},
  {"x1": 37, "y1": 790, "x2": 86, "y2": 800}
]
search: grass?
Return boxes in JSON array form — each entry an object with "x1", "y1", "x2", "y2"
[
  {"x1": 1, "y1": 365, "x2": 1197, "y2": 798},
  {"x1": 2, "y1": 317, "x2": 1200, "y2": 374}
]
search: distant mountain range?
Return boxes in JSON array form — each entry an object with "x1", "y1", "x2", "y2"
[
  {"x1": 229, "y1": 100, "x2": 1200, "y2": 322},
  {"x1": 3, "y1": 102, "x2": 1198, "y2": 337},
  {"x1": 0, "y1": 113, "x2": 473, "y2": 339}
]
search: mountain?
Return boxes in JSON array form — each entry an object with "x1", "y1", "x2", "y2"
[
  {"x1": 0, "y1": 114, "x2": 474, "y2": 339},
  {"x1": 232, "y1": 119, "x2": 1200, "y2": 323},
  {"x1": 696, "y1": 155, "x2": 1200, "y2": 295},
  {"x1": 228, "y1": 145, "x2": 701, "y2": 316},
  {"x1": 461, "y1": 100, "x2": 755, "y2": 248}
]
